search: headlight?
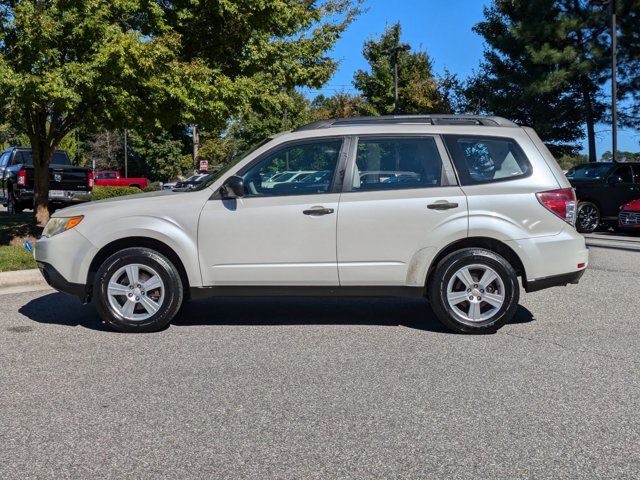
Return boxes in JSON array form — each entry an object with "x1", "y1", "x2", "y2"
[{"x1": 42, "y1": 216, "x2": 84, "y2": 238}]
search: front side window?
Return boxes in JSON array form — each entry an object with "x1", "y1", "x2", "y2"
[
  {"x1": 241, "y1": 139, "x2": 342, "y2": 197},
  {"x1": 613, "y1": 166, "x2": 633, "y2": 183},
  {"x1": 443, "y1": 135, "x2": 531, "y2": 185},
  {"x1": 351, "y1": 137, "x2": 442, "y2": 191}
]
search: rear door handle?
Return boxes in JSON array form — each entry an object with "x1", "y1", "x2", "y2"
[
  {"x1": 303, "y1": 207, "x2": 334, "y2": 216},
  {"x1": 427, "y1": 201, "x2": 459, "y2": 210}
]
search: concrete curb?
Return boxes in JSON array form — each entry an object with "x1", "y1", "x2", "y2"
[{"x1": 0, "y1": 269, "x2": 48, "y2": 291}]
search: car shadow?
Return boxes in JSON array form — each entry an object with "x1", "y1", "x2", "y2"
[{"x1": 19, "y1": 292, "x2": 535, "y2": 334}]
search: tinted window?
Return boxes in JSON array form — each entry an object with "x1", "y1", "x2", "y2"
[
  {"x1": 241, "y1": 139, "x2": 342, "y2": 197},
  {"x1": 352, "y1": 137, "x2": 442, "y2": 191},
  {"x1": 633, "y1": 165, "x2": 640, "y2": 183},
  {"x1": 443, "y1": 135, "x2": 531, "y2": 185},
  {"x1": 566, "y1": 164, "x2": 612, "y2": 180},
  {"x1": 613, "y1": 165, "x2": 633, "y2": 183},
  {"x1": 0, "y1": 152, "x2": 9, "y2": 168},
  {"x1": 96, "y1": 172, "x2": 117, "y2": 179},
  {"x1": 17, "y1": 151, "x2": 71, "y2": 166}
]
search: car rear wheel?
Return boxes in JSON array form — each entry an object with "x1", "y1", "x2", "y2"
[
  {"x1": 428, "y1": 248, "x2": 519, "y2": 334},
  {"x1": 6, "y1": 190, "x2": 23, "y2": 214},
  {"x1": 95, "y1": 247, "x2": 184, "y2": 332},
  {"x1": 576, "y1": 202, "x2": 600, "y2": 233}
]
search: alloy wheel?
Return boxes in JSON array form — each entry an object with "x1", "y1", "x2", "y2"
[
  {"x1": 446, "y1": 264, "x2": 505, "y2": 323},
  {"x1": 107, "y1": 263, "x2": 165, "y2": 321},
  {"x1": 578, "y1": 204, "x2": 599, "y2": 232}
]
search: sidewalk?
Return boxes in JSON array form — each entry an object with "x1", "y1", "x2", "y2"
[{"x1": 0, "y1": 268, "x2": 51, "y2": 295}]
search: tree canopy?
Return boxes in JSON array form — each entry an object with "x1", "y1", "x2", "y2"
[{"x1": 0, "y1": 0, "x2": 359, "y2": 223}]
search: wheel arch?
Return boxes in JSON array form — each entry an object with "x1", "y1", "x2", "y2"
[
  {"x1": 87, "y1": 237, "x2": 191, "y2": 300},
  {"x1": 425, "y1": 237, "x2": 526, "y2": 290}
]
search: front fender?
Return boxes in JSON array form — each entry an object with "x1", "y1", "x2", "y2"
[{"x1": 76, "y1": 215, "x2": 203, "y2": 287}]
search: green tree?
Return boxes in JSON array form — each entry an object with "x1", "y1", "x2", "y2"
[
  {"x1": 127, "y1": 130, "x2": 193, "y2": 181},
  {"x1": 617, "y1": 0, "x2": 640, "y2": 130},
  {"x1": 466, "y1": 0, "x2": 611, "y2": 159},
  {"x1": 0, "y1": 0, "x2": 359, "y2": 224},
  {"x1": 353, "y1": 23, "x2": 450, "y2": 115}
]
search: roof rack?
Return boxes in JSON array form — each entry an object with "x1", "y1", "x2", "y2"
[{"x1": 293, "y1": 114, "x2": 518, "y2": 131}]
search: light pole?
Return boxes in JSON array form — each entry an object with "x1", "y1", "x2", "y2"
[
  {"x1": 610, "y1": 0, "x2": 618, "y2": 162},
  {"x1": 381, "y1": 43, "x2": 411, "y2": 114}
]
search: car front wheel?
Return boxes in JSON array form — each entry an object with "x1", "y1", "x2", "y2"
[
  {"x1": 576, "y1": 202, "x2": 600, "y2": 233},
  {"x1": 428, "y1": 248, "x2": 519, "y2": 334},
  {"x1": 95, "y1": 247, "x2": 184, "y2": 332}
]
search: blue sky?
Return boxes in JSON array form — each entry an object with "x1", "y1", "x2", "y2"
[{"x1": 304, "y1": 0, "x2": 639, "y2": 155}]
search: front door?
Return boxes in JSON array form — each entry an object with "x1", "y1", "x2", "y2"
[
  {"x1": 198, "y1": 137, "x2": 346, "y2": 286},
  {"x1": 337, "y1": 135, "x2": 468, "y2": 286}
]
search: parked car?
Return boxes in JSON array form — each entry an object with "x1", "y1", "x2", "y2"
[
  {"x1": 35, "y1": 115, "x2": 588, "y2": 334},
  {"x1": 0, "y1": 147, "x2": 93, "y2": 214},
  {"x1": 161, "y1": 182, "x2": 178, "y2": 191},
  {"x1": 172, "y1": 174, "x2": 212, "y2": 191},
  {"x1": 94, "y1": 170, "x2": 148, "y2": 189},
  {"x1": 618, "y1": 199, "x2": 640, "y2": 234},
  {"x1": 566, "y1": 162, "x2": 640, "y2": 233},
  {"x1": 262, "y1": 170, "x2": 316, "y2": 189}
]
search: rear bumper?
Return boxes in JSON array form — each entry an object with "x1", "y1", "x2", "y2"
[
  {"x1": 15, "y1": 189, "x2": 91, "y2": 204},
  {"x1": 36, "y1": 261, "x2": 87, "y2": 298},
  {"x1": 524, "y1": 269, "x2": 585, "y2": 293}
]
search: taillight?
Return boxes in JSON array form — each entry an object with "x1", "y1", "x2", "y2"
[
  {"x1": 88, "y1": 171, "x2": 94, "y2": 189},
  {"x1": 536, "y1": 188, "x2": 576, "y2": 225},
  {"x1": 17, "y1": 169, "x2": 27, "y2": 186}
]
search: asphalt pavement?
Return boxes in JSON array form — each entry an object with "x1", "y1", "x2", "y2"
[{"x1": 1, "y1": 233, "x2": 639, "y2": 479}]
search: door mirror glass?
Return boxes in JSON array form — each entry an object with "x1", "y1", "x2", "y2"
[
  {"x1": 608, "y1": 174, "x2": 623, "y2": 185},
  {"x1": 220, "y1": 175, "x2": 245, "y2": 199}
]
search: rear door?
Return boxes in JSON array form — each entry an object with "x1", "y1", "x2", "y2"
[
  {"x1": 0, "y1": 151, "x2": 10, "y2": 199},
  {"x1": 337, "y1": 135, "x2": 467, "y2": 287}
]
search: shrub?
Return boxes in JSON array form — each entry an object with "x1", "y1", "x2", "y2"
[
  {"x1": 91, "y1": 186, "x2": 142, "y2": 200},
  {"x1": 143, "y1": 181, "x2": 162, "y2": 192}
]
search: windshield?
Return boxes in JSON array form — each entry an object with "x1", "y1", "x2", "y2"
[
  {"x1": 192, "y1": 137, "x2": 273, "y2": 192},
  {"x1": 566, "y1": 164, "x2": 612, "y2": 180}
]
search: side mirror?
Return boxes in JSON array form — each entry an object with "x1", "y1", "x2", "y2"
[
  {"x1": 220, "y1": 175, "x2": 245, "y2": 199},
  {"x1": 608, "y1": 175, "x2": 623, "y2": 185}
]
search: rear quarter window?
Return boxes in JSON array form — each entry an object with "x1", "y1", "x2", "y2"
[{"x1": 443, "y1": 135, "x2": 532, "y2": 185}]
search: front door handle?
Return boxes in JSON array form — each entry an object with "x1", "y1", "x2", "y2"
[
  {"x1": 427, "y1": 201, "x2": 459, "y2": 210},
  {"x1": 303, "y1": 207, "x2": 334, "y2": 216}
]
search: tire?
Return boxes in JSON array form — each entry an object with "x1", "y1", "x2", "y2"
[
  {"x1": 94, "y1": 247, "x2": 184, "y2": 333},
  {"x1": 576, "y1": 202, "x2": 600, "y2": 233},
  {"x1": 428, "y1": 248, "x2": 520, "y2": 334},
  {"x1": 6, "y1": 189, "x2": 23, "y2": 214}
]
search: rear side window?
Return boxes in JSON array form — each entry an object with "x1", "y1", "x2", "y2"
[
  {"x1": 352, "y1": 137, "x2": 442, "y2": 191},
  {"x1": 443, "y1": 135, "x2": 531, "y2": 185}
]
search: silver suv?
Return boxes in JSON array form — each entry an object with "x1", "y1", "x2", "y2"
[{"x1": 35, "y1": 115, "x2": 588, "y2": 333}]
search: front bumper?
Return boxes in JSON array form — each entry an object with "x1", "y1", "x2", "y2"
[
  {"x1": 36, "y1": 261, "x2": 87, "y2": 298},
  {"x1": 618, "y1": 210, "x2": 640, "y2": 229},
  {"x1": 34, "y1": 228, "x2": 97, "y2": 297}
]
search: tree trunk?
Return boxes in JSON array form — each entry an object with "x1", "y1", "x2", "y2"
[
  {"x1": 30, "y1": 135, "x2": 53, "y2": 226},
  {"x1": 581, "y1": 82, "x2": 597, "y2": 162}
]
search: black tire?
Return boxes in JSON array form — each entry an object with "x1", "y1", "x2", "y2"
[
  {"x1": 576, "y1": 202, "x2": 600, "y2": 233},
  {"x1": 428, "y1": 248, "x2": 520, "y2": 334},
  {"x1": 94, "y1": 247, "x2": 184, "y2": 333},
  {"x1": 6, "y1": 189, "x2": 23, "y2": 214}
]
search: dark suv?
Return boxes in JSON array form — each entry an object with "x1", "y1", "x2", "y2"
[{"x1": 566, "y1": 162, "x2": 640, "y2": 233}]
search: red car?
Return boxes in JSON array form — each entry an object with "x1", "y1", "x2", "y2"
[
  {"x1": 618, "y1": 199, "x2": 640, "y2": 233},
  {"x1": 94, "y1": 170, "x2": 148, "y2": 189}
]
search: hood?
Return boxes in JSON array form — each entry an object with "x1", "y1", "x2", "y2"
[
  {"x1": 622, "y1": 199, "x2": 640, "y2": 212},
  {"x1": 51, "y1": 189, "x2": 193, "y2": 217}
]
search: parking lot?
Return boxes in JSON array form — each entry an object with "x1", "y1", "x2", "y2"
[{"x1": 1, "y1": 232, "x2": 639, "y2": 479}]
